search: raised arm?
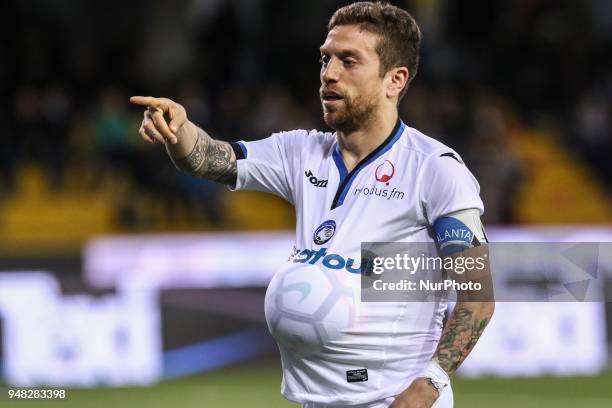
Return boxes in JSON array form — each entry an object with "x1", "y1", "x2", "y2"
[{"x1": 130, "y1": 96, "x2": 237, "y2": 185}]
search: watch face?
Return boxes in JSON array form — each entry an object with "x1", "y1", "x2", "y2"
[{"x1": 428, "y1": 378, "x2": 446, "y2": 392}]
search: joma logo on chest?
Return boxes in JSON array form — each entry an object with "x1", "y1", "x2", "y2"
[{"x1": 305, "y1": 170, "x2": 328, "y2": 188}]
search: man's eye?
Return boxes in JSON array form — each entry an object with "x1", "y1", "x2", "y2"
[{"x1": 343, "y1": 59, "x2": 355, "y2": 67}]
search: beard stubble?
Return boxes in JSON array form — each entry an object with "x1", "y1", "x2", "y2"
[{"x1": 322, "y1": 90, "x2": 379, "y2": 133}]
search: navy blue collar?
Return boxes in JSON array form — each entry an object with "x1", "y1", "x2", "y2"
[{"x1": 331, "y1": 119, "x2": 406, "y2": 209}]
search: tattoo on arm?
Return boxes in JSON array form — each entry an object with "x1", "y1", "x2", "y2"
[
  {"x1": 434, "y1": 306, "x2": 490, "y2": 375},
  {"x1": 172, "y1": 129, "x2": 237, "y2": 185},
  {"x1": 203, "y1": 142, "x2": 236, "y2": 184}
]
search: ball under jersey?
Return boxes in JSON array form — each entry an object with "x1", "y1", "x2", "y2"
[{"x1": 230, "y1": 119, "x2": 483, "y2": 406}]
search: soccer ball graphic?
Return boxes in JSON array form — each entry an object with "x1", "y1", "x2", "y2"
[{"x1": 265, "y1": 262, "x2": 358, "y2": 357}]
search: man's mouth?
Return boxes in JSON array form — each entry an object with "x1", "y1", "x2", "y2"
[{"x1": 321, "y1": 90, "x2": 344, "y2": 102}]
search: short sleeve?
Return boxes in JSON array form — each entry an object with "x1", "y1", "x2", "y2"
[
  {"x1": 229, "y1": 130, "x2": 305, "y2": 203},
  {"x1": 420, "y1": 150, "x2": 484, "y2": 224}
]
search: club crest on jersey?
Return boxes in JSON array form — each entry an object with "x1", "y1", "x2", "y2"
[
  {"x1": 313, "y1": 220, "x2": 336, "y2": 245},
  {"x1": 375, "y1": 160, "x2": 395, "y2": 185}
]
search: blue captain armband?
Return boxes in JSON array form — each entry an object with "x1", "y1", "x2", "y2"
[{"x1": 433, "y1": 209, "x2": 488, "y2": 256}]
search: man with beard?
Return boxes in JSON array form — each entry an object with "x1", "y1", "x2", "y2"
[{"x1": 131, "y1": 2, "x2": 493, "y2": 407}]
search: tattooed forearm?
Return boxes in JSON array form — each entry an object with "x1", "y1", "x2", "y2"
[
  {"x1": 203, "y1": 141, "x2": 236, "y2": 184},
  {"x1": 434, "y1": 304, "x2": 492, "y2": 375},
  {"x1": 170, "y1": 129, "x2": 237, "y2": 185},
  {"x1": 176, "y1": 134, "x2": 206, "y2": 171}
]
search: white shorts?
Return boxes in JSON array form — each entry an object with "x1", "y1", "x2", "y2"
[{"x1": 301, "y1": 385, "x2": 453, "y2": 408}]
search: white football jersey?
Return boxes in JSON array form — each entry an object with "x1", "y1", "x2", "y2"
[{"x1": 230, "y1": 120, "x2": 483, "y2": 406}]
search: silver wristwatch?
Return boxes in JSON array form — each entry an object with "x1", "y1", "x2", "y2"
[
  {"x1": 419, "y1": 359, "x2": 450, "y2": 398},
  {"x1": 424, "y1": 376, "x2": 448, "y2": 395}
]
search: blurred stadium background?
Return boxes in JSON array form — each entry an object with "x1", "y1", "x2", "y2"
[{"x1": 0, "y1": 0, "x2": 611, "y2": 406}]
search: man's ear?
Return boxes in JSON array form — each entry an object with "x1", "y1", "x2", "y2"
[{"x1": 386, "y1": 67, "x2": 409, "y2": 98}]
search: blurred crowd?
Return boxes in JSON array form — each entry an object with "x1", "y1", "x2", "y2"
[{"x1": 1, "y1": 0, "x2": 611, "y2": 228}]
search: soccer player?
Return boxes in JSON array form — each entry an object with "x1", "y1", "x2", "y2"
[{"x1": 131, "y1": 2, "x2": 494, "y2": 407}]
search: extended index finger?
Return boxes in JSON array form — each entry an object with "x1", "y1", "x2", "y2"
[{"x1": 129, "y1": 96, "x2": 163, "y2": 108}]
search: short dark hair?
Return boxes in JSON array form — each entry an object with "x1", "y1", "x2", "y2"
[{"x1": 328, "y1": 1, "x2": 421, "y2": 99}]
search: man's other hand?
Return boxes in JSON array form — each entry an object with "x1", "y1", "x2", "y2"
[
  {"x1": 390, "y1": 378, "x2": 439, "y2": 408},
  {"x1": 130, "y1": 96, "x2": 189, "y2": 145}
]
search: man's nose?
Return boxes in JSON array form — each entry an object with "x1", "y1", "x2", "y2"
[{"x1": 321, "y1": 58, "x2": 340, "y2": 83}]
